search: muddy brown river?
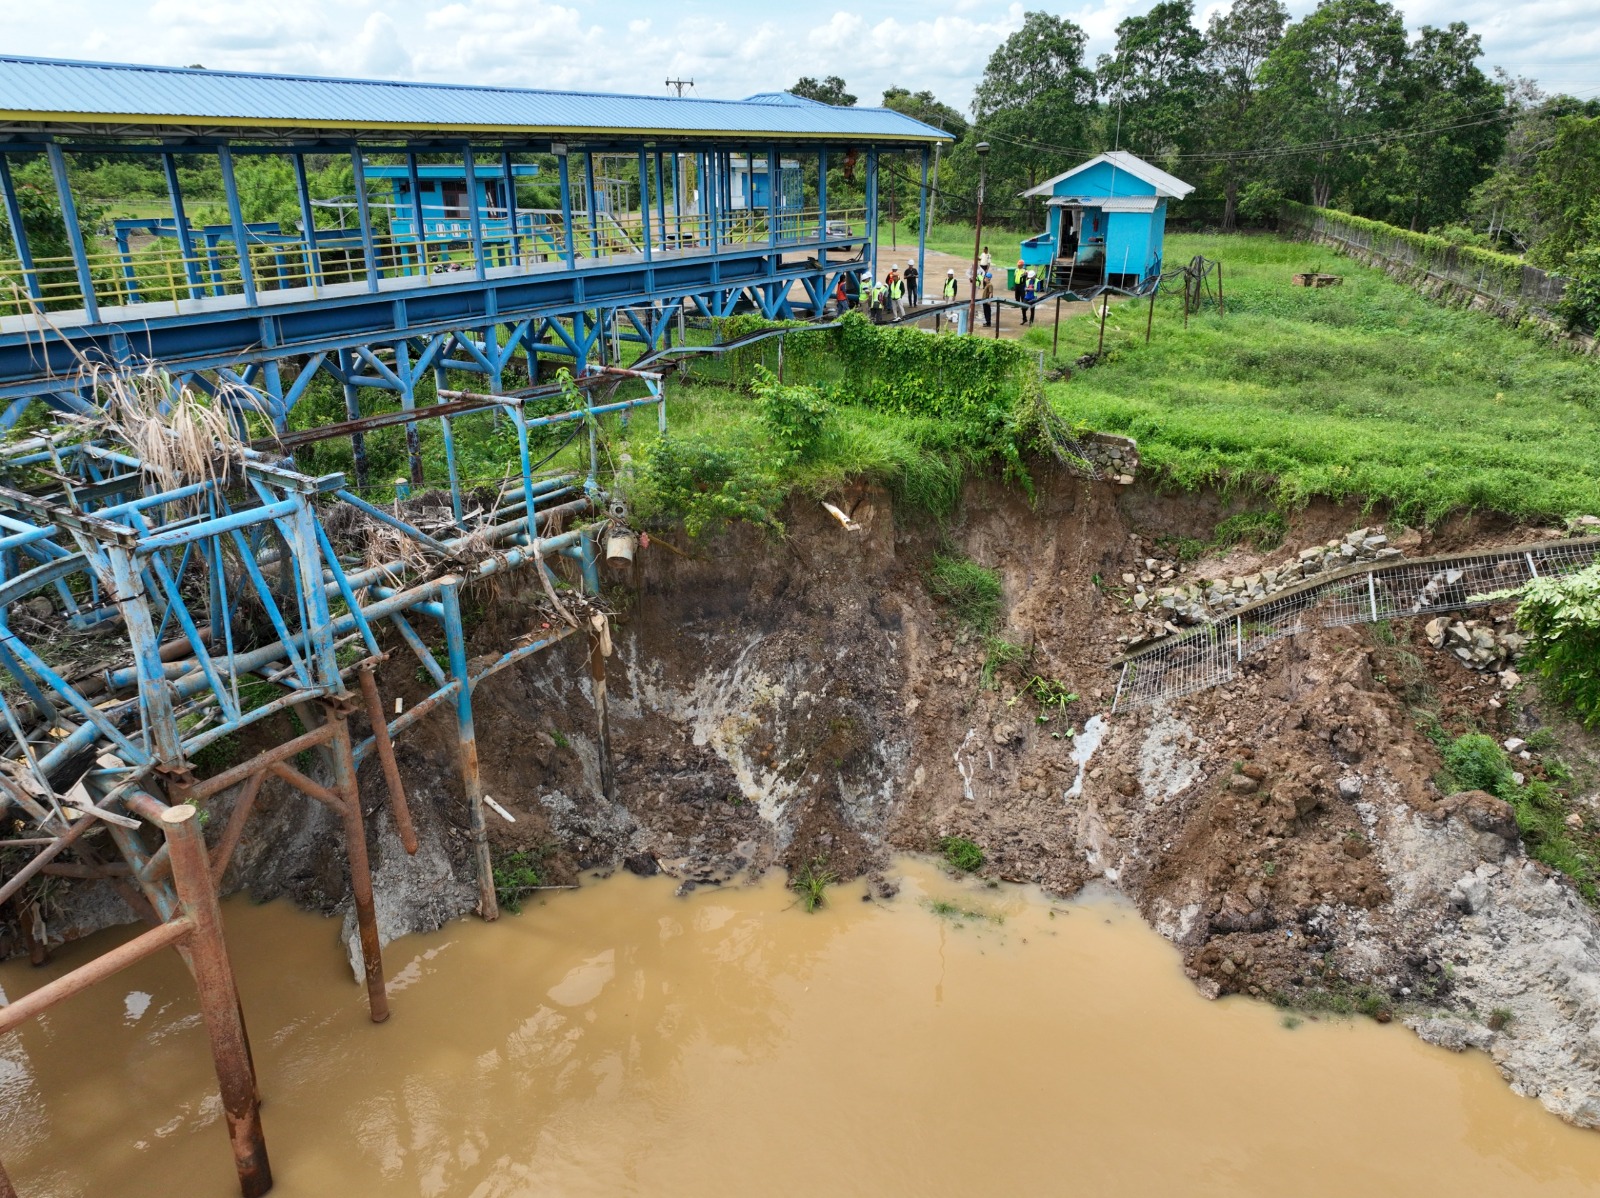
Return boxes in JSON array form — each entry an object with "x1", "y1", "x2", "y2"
[{"x1": 3, "y1": 858, "x2": 1599, "y2": 1197}]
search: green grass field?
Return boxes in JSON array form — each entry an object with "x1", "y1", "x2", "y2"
[{"x1": 1012, "y1": 231, "x2": 1600, "y2": 523}]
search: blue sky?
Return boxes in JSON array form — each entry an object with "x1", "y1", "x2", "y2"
[{"x1": 9, "y1": 0, "x2": 1596, "y2": 108}]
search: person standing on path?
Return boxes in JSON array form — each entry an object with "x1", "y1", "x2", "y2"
[
  {"x1": 1012, "y1": 259, "x2": 1026, "y2": 307},
  {"x1": 980, "y1": 269, "x2": 995, "y2": 328},
  {"x1": 903, "y1": 261, "x2": 919, "y2": 310},
  {"x1": 1022, "y1": 270, "x2": 1038, "y2": 325},
  {"x1": 941, "y1": 268, "x2": 958, "y2": 330}
]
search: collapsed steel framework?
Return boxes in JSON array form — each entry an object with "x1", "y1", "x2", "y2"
[{"x1": 0, "y1": 364, "x2": 662, "y2": 1195}]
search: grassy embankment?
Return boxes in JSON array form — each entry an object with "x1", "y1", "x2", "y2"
[
  {"x1": 1038, "y1": 232, "x2": 1600, "y2": 523},
  {"x1": 274, "y1": 229, "x2": 1600, "y2": 528}
]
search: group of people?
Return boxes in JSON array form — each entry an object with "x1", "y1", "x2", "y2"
[
  {"x1": 968, "y1": 247, "x2": 1042, "y2": 328},
  {"x1": 830, "y1": 246, "x2": 1043, "y2": 329},
  {"x1": 834, "y1": 261, "x2": 921, "y2": 322}
]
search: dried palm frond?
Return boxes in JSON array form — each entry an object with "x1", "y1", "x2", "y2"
[{"x1": 88, "y1": 362, "x2": 273, "y2": 493}]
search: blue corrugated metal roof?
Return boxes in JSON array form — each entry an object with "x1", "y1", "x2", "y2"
[{"x1": 0, "y1": 56, "x2": 951, "y2": 142}]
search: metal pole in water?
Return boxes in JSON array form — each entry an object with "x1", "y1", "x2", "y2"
[
  {"x1": 587, "y1": 614, "x2": 617, "y2": 804},
  {"x1": 326, "y1": 709, "x2": 390, "y2": 1023},
  {"x1": 358, "y1": 665, "x2": 418, "y2": 855},
  {"x1": 442, "y1": 582, "x2": 498, "y2": 920},
  {"x1": 133, "y1": 795, "x2": 274, "y2": 1197}
]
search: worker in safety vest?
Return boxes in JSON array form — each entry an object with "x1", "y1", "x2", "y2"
[
  {"x1": 943, "y1": 269, "x2": 958, "y2": 301},
  {"x1": 980, "y1": 269, "x2": 995, "y2": 328},
  {"x1": 868, "y1": 278, "x2": 886, "y2": 321},
  {"x1": 1022, "y1": 270, "x2": 1039, "y2": 325},
  {"x1": 885, "y1": 268, "x2": 904, "y2": 320}
]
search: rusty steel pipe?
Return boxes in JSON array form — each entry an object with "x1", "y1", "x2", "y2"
[
  {"x1": 208, "y1": 770, "x2": 266, "y2": 881},
  {"x1": 587, "y1": 615, "x2": 616, "y2": 804},
  {"x1": 0, "y1": 814, "x2": 95, "y2": 908},
  {"x1": 357, "y1": 667, "x2": 418, "y2": 855},
  {"x1": 154, "y1": 799, "x2": 273, "y2": 1198},
  {"x1": 185, "y1": 722, "x2": 336, "y2": 802},
  {"x1": 326, "y1": 711, "x2": 389, "y2": 1024},
  {"x1": 266, "y1": 760, "x2": 345, "y2": 812},
  {"x1": 0, "y1": 1152, "x2": 16, "y2": 1198},
  {"x1": 0, "y1": 916, "x2": 191, "y2": 1036}
]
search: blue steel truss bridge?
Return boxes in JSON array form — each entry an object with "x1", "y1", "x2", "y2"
[{"x1": 0, "y1": 57, "x2": 949, "y2": 1198}]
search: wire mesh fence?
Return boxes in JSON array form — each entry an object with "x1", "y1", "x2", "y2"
[{"x1": 1111, "y1": 537, "x2": 1600, "y2": 713}]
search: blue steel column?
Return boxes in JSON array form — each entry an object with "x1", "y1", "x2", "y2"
[
  {"x1": 866, "y1": 147, "x2": 879, "y2": 291},
  {"x1": 583, "y1": 151, "x2": 600, "y2": 258},
  {"x1": 818, "y1": 147, "x2": 828, "y2": 239},
  {"x1": 161, "y1": 152, "x2": 204, "y2": 298},
  {"x1": 403, "y1": 152, "x2": 427, "y2": 276},
  {"x1": 351, "y1": 146, "x2": 380, "y2": 293},
  {"x1": 433, "y1": 361, "x2": 464, "y2": 523},
  {"x1": 500, "y1": 151, "x2": 521, "y2": 267},
  {"x1": 653, "y1": 151, "x2": 667, "y2": 251},
  {"x1": 292, "y1": 153, "x2": 322, "y2": 289},
  {"x1": 339, "y1": 348, "x2": 367, "y2": 489},
  {"x1": 556, "y1": 150, "x2": 576, "y2": 269},
  {"x1": 106, "y1": 543, "x2": 181, "y2": 764},
  {"x1": 216, "y1": 146, "x2": 257, "y2": 307},
  {"x1": 396, "y1": 339, "x2": 423, "y2": 488},
  {"x1": 917, "y1": 146, "x2": 930, "y2": 307},
  {"x1": 637, "y1": 149, "x2": 652, "y2": 263},
  {"x1": 767, "y1": 146, "x2": 779, "y2": 249},
  {"x1": 44, "y1": 143, "x2": 99, "y2": 322},
  {"x1": 441, "y1": 580, "x2": 498, "y2": 920},
  {"x1": 0, "y1": 154, "x2": 41, "y2": 302},
  {"x1": 463, "y1": 147, "x2": 486, "y2": 281}
]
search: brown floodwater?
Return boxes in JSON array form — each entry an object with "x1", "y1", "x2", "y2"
[{"x1": 3, "y1": 858, "x2": 1599, "y2": 1197}]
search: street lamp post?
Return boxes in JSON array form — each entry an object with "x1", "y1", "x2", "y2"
[{"x1": 967, "y1": 141, "x2": 990, "y2": 335}]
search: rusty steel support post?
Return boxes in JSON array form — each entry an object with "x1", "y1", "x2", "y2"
[
  {"x1": 356, "y1": 667, "x2": 418, "y2": 856},
  {"x1": 142, "y1": 798, "x2": 273, "y2": 1198},
  {"x1": 1146, "y1": 287, "x2": 1156, "y2": 344},
  {"x1": 1052, "y1": 295, "x2": 1063, "y2": 357},
  {"x1": 441, "y1": 582, "x2": 497, "y2": 921},
  {"x1": 12, "y1": 897, "x2": 48, "y2": 966},
  {"x1": 587, "y1": 614, "x2": 616, "y2": 804},
  {"x1": 325, "y1": 707, "x2": 390, "y2": 1023}
]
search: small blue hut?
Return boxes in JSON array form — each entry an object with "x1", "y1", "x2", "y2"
[
  {"x1": 1017, "y1": 151, "x2": 1193, "y2": 291},
  {"x1": 364, "y1": 163, "x2": 542, "y2": 240}
]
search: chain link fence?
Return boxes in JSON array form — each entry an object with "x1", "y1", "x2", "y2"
[{"x1": 1111, "y1": 537, "x2": 1600, "y2": 713}]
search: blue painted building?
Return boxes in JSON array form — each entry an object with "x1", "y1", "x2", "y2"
[
  {"x1": 365, "y1": 163, "x2": 542, "y2": 241},
  {"x1": 1017, "y1": 151, "x2": 1193, "y2": 291}
]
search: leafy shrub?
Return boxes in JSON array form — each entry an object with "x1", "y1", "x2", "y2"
[
  {"x1": 631, "y1": 434, "x2": 785, "y2": 538},
  {"x1": 1517, "y1": 563, "x2": 1600, "y2": 727},
  {"x1": 493, "y1": 851, "x2": 542, "y2": 914},
  {"x1": 1434, "y1": 730, "x2": 1599, "y2": 902},
  {"x1": 927, "y1": 552, "x2": 1002, "y2": 632},
  {"x1": 939, "y1": 835, "x2": 985, "y2": 872},
  {"x1": 1557, "y1": 247, "x2": 1600, "y2": 334},
  {"x1": 752, "y1": 366, "x2": 830, "y2": 464}
]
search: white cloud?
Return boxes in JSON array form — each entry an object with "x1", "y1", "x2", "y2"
[{"x1": 4, "y1": 0, "x2": 1593, "y2": 110}]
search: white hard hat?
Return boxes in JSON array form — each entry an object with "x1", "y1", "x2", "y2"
[{"x1": 946, "y1": 267, "x2": 955, "y2": 275}]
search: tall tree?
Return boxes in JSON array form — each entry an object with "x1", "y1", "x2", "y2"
[
  {"x1": 1096, "y1": 0, "x2": 1206, "y2": 162},
  {"x1": 881, "y1": 87, "x2": 968, "y2": 140},
  {"x1": 1259, "y1": 0, "x2": 1408, "y2": 208},
  {"x1": 1199, "y1": 0, "x2": 1288, "y2": 229},
  {"x1": 790, "y1": 76, "x2": 856, "y2": 107},
  {"x1": 1362, "y1": 23, "x2": 1504, "y2": 230},
  {"x1": 968, "y1": 10, "x2": 1098, "y2": 227}
]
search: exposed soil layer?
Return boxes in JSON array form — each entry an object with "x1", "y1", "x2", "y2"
[{"x1": 10, "y1": 467, "x2": 1600, "y2": 1125}]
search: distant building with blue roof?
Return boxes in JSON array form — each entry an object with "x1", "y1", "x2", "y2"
[{"x1": 1018, "y1": 151, "x2": 1194, "y2": 291}]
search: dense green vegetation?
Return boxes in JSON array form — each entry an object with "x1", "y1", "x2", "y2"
[
  {"x1": 1517, "y1": 564, "x2": 1600, "y2": 729},
  {"x1": 1433, "y1": 731, "x2": 1598, "y2": 902},
  {"x1": 1034, "y1": 232, "x2": 1600, "y2": 522}
]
